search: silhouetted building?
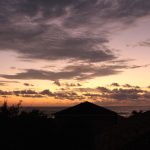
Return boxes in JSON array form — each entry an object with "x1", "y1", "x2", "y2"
[
  {"x1": 54, "y1": 101, "x2": 123, "y2": 133},
  {"x1": 53, "y1": 102, "x2": 124, "y2": 150}
]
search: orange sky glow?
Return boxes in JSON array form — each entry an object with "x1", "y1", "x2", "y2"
[{"x1": 0, "y1": 0, "x2": 150, "y2": 106}]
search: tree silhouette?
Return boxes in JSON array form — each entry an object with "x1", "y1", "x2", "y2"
[{"x1": 0, "y1": 101, "x2": 22, "y2": 119}]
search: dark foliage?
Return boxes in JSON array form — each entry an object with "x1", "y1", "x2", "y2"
[{"x1": 0, "y1": 101, "x2": 150, "y2": 150}]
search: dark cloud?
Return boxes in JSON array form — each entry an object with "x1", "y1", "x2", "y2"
[
  {"x1": 0, "y1": 69, "x2": 81, "y2": 80},
  {"x1": 0, "y1": 1, "x2": 115, "y2": 63},
  {"x1": 123, "y1": 84, "x2": 141, "y2": 89},
  {"x1": 123, "y1": 84, "x2": 132, "y2": 88},
  {"x1": 0, "y1": 80, "x2": 19, "y2": 86},
  {"x1": 83, "y1": 86, "x2": 147, "y2": 101},
  {"x1": 0, "y1": 89, "x2": 53, "y2": 98},
  {"x1": 0, "y1": 83, "x2": 7, "y2": 86},
  {"x1": 1, "y1": 0, "x2": 150, "y2": 64},
  {"x1": 22, "y1": 94, "x2": 44, "y2": 98},
  {"x1": 129, "y1": 64, "x2": 150, "y2": 69},
  {"x1": 109, "y1": 88, "x2": 144, "y2": 100},
  {"x1": 63, "y1": 64, "x2": 128, "y2": 80},
  {"x1": 77, "y1": 83, "x2": 82, "y2": 86},
  {"x1": 134, "y1": 86, "x2": 140, "y2": 89},
  {"x1": 0, "y1": 0, "x2": 150, "y2": 84},
  {"x1": 83, "y1": 93, "x2": 102, "y2": 100},
  {"x1": 143, "y1": 92, "x2": 150, "y2": 99},
  {"x1": 24, "y1": 83, "x2": 34, "y2": 86},
  {"x1": 24, "y1": 83, "x2": 30, "y2": 86},
  {"x1": 13, "y1": 90, "x2": 37, "y2": 96},
  {"x1": 75, "y1": 88, "x2": 97, "y2": 93},
  {"x1": 111, "y1": 83, "x2": 120, "y2": 87},
  {"x1": 97, "y1": 86, "x2": 111, "y2": 93},
  {"x1": 10, "y1": 67, "x2": 17, "y2": 70},
  {"x1": 0, "y1": 88, "x2": 82, "y2": 100},
  {"x1": 1, "y1": 0, "x2": 150, "y2": 22},
  {"x1": 53, "y1": 80, "x2": 61, "y2": 86},
  {"x1": 54, "y1": 91, "x2": 84, "y2": 100},
  {"x1": 97, "y1": 86, "x2": 145, "y2": 101},
  {"x1": 0, "y1": 84, "x2": 149, "y2": 101},
  {"x1": 138, "y1": 39, "x2": 150, "y2": 47},
  {"x1": 0, "y1": 90, "x2": 12, "y2": 95},
  {"x1": 0, "y1": 64, "x2": 129, "y2": 80},
  {"x1": 65, "y1": 82, "x2": 82, "y2": 87},
  {"x1": 40, "y1": 89, "x2": 53, "y2": 96},
  {"x1": 76, "y1": 86, "x2": 147, "y2": 101},
  {"x1": 66, "y1": 0, "x2": 150, "y2": 26},
  {"x1": 0, "y1": 27, "x2": 114, "y2": 62}
]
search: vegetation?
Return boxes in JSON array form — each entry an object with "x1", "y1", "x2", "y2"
[{"x1": 0, "y1": 101, "x2": 150, "y2": 150}]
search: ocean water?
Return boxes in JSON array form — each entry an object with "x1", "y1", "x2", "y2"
[
  {"x1": 108, "y1": 106, "x2": 150, "y2": 117},
  {"x1": 22, "y1": 106, "x2": 150, "y2": 117}
]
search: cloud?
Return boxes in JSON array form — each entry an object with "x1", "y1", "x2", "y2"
[
  {"x1": 111, "y1": 83, "x2": 120, "y2": 87},
  {"x1": 0, "y1": 90, "x2": 12, "y2": 95},
  {"x1": 13, "y1": 90, "x2": 38, "y2": 96},
  {"x1": 138, "y1": 39, "x2": 150, "y2": 47},
  {"x1": 0, "y1": 88, "x2": 83, "y2": 101},
  {"x1": 65, "y1": 83, "x2": 82, "y2": 87},
  {"x1": 63, "y1": 64, "x2": 128, "y2": 80},
  {"x1": 0, "y1": 83, "x2": 7, "y2": 86},
  {"x1": 97, "y1": 86, "x2": 111, "y2": 93},
  {"x1": 74, "y1": 86, "x2": 147, "y2": 101},
  {"x1": 123, "y1": 84, "x2": 140, "y2": 89},
  {"x1": 129, "y1": 64, "x2": 150, "y2": 69},
  {"x1": 123, "y1": 84, "x2": 132, "y2": 88},
  {"x1": 53, "y1": 80, "x2": 61, "y2": 86},
  {"x1": 54, "y1": 91, "x2": 84, "y2": 100},
  {"x1": 0, "y1": 0, "x2": 150, "y2": 84},
  {"x1": 1, "y1": 0, "x2": 150, "y2": 64},
  {"x1": 0, "y1": 80, "x2": 19, "y2": 86},
  {"x1": 109, "y1": 88, "x2": 144, "y2": 100},
  {"x1": 55, "y1": 82, "x2": 82, "y2": 88},
  {"x1": 75, "y1": 87, "x2": 97, "y2": 93},
  {"x1": 40, "y1": 89, "x2": 54, "y2": 96},
  {"x1": 24, "y1": 83, "x2": 34, "y2": 86},
  {"x1": 0, "y1": 83, "x2": 149, "y2": 101},
  {"x1": 83, "y1": 93, "x2": 101, "y2": 97},
  {"x1": 93, "y1": 86, "x2": 145, "y2": 101},
  {"x1": 22, "y1": 94, "x2": 44, "y2": 98},
  {"x1": 80, "y1": 86, "x2": 146, "y2": 101},
  {"x1": 0, "y1": 89, "x2": 52, "y2": 98},
  {"x1": 0, "y1": 69, "x2": 81, "y2": 80},
  {"x1": 143, "y1": 92, "x2": 150, "y2": 99},
  {"x1": 0, "y1": 0, "x2": 116, "y2": 63},
  {"x1": 0, "y1": 63, "x2": 129, "y2": 81}
]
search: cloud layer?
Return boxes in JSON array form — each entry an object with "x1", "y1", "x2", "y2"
[
  {"x1": 1, "y1": 0, "x2": 150, "y2": 63},
  {"x1": 0, "y1": 64, "x2": 130, "y2": 80},
  {"x1": 0, "y1": 0, "x2": 150, "y2": 89},
  {"x1": 0, "y1": 83, "x2": 150, "y2": 103}
]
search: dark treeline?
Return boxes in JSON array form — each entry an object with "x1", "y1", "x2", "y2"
[{"x1": 0, "y1": 101, "x2": 150, "y2": 150}]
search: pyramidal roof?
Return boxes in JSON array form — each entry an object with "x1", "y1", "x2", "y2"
[{"x1": 54, "y1": 101, "x2": 119, "y2": 117}]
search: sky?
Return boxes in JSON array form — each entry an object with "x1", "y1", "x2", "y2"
[{"x1": 0, "y1": 0, "x2": 150, "y2": 106}]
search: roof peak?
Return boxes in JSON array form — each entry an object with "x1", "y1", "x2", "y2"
[{"x1": 54, "y1": 101, "x2": 120, "y2": 116}]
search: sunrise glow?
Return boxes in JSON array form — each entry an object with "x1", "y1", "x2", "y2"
[{"x1": 0, "y1": 0, "x2": 150, "y2": 106}]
